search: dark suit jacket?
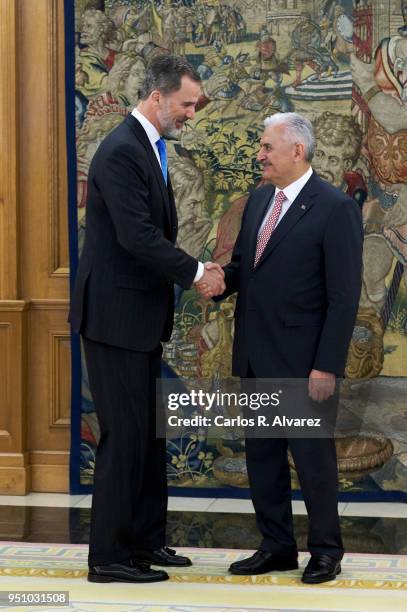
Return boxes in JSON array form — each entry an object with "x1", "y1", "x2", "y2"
[
  {"x1": 217, "y1": 171, "x2": 363, "y2": 377},
  {"x1": 69, "y1": 114, "x2": 198, "y2": 351}
]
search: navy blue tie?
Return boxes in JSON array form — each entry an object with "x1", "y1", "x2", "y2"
[{"x1": 156, "y1": 137, "x2": 168, "y2": 185}]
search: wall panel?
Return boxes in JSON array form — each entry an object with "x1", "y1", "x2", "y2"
[
  {"x1": 0, "y1": 303, "x2": 29, "y2": 494},
  {"x1": 0, "y1": 0, "x2": 71, "y2": 494}
]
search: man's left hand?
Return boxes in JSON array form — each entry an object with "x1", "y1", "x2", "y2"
[{"x1": 308, "y1": 369, "x2": 336, "y2": 402}]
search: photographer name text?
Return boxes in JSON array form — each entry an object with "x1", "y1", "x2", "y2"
[{"x1": 167, "y1": 415, "x2": 321, "y2": 428}]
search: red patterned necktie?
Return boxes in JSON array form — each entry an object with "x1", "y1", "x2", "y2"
[{"x1": 254, "y1": 190, "x2": 286, "y2": 267}]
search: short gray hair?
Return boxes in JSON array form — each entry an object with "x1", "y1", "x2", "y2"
[
  {"x1": 263, "y1": 112, "x2": 316, "y2": 162},
  {"x1": 139, "y1": 54, "x2": 201, "y2": 100}
]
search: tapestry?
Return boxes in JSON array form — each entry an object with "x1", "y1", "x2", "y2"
[{"x1": 67, "y1": 0, "x2": 407, "y2": 498}]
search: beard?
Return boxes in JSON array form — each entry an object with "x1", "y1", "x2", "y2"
[
  {"x1": 157, "y1": 108, "x2": 184, "y2": 139},
  {"x1": 162, "y1": 125, "x2": 183, "y2": 139},
  {"x1": 157, "y1": 99, "x2": 187, "y2": 138}
]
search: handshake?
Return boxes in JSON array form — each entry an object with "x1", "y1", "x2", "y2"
[{"x1": 195, "y1": 262, "x2": 226, "y2": 299}]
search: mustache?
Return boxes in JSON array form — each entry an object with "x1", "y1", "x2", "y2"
[{"x1": 318, "y1": 170, "x2": 335, "y2": 181}]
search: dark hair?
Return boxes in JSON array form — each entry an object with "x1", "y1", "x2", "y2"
[{"x1": 139, "y1": 54, "x2": 201, "y2": 100}]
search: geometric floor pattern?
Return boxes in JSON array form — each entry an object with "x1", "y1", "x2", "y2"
[{"x1": 1, "y1": 543, "x2": 407, "y2": 611}]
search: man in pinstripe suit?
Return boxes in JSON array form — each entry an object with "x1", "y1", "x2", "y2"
[{"x1": 70, "y1": 55, "x2": 224, "y2": 583}]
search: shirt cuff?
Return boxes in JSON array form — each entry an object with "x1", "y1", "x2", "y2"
[{"x1": 194, "y1": 261, "x2": 204, "y2": 283}]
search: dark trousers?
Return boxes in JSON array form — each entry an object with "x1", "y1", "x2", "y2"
[
  {"x1": 83, "y1": 337, "x2": 167, "y2": 566},
  {"x1": 244, "y1": 363, "x2": 343, "y2": 560}
]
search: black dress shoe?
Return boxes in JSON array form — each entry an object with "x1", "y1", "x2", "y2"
[
  {"x1": 88, "y1": 559, "x2": 169, "y2": 583},
  {"x1": 301, "y1": 554, "x2": 341, "y2": 584},
  {"x1": 229, "y1": 550, "x2": 298, "y2": 575},
  {"x1": 133, "y1": 546, "x2": 192, "y2": 567}
]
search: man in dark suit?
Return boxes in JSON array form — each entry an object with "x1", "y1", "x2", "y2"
[
  {"x1": 200, "y1": 112, "x2": 363, "y2": 583},
  {"x1": 69, "y1": 55, "x2": 225, "y2": 583}
]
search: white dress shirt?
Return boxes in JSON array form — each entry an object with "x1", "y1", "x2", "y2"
[
  {"x1": 258, "y1": 166, "x2": 313, "y2": 235},
  {"x1": 131, "y1": 107, "x2": 204, "y2": 281},
  {"x1": 131, "y1": 107, "x2": 162, "y2": 167}
]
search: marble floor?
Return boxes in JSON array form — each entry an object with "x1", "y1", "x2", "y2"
[{"x1": 0, "y1": 494, "x2": 406, "y2": 554}]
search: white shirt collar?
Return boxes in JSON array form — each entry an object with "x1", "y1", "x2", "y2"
[
  {"x1": 275, "y1": 166, "x2": 313, "y2": 203},
  {"x1": 131, "y1": 107, "x2": 161, "y2": 148}
]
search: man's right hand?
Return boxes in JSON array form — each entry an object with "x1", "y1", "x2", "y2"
[{"x1": 195, "y1": 262, "x2": 225, "y2": 299}]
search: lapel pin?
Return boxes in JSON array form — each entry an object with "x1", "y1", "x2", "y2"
[{"x1": 300, "y1": 204, "x2": 306, "y2": 210}]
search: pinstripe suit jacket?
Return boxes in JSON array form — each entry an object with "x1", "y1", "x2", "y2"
[{"x1": 69, "y1": 114, "x2": 198, "y2": 351}]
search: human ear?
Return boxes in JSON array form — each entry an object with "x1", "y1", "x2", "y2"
[
  {"x1": 294, "y1": 142, "x2": 305, "y2": 161},
  {"x1": 150, "y1": 90, "x2": 160, "y2": 105}
]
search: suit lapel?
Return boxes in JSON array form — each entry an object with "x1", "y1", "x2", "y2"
[
  {"x1": 167, "y1": 178, "x2": 178, "y2": 242},
  {"x1": 125, "y1": 115, "x2": 172, "y2": 224},
  {"x1": 254, "y1": 173, "x2": 319, "y2": 270}
]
